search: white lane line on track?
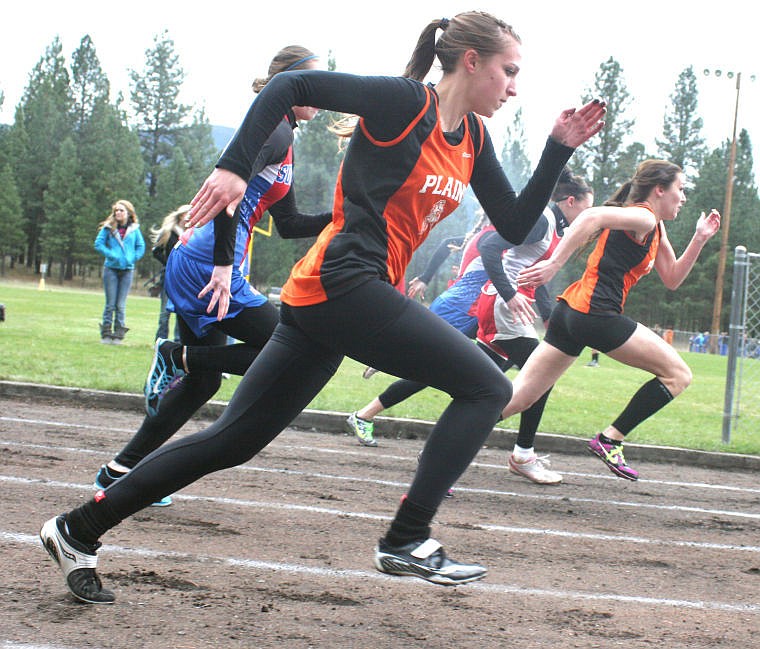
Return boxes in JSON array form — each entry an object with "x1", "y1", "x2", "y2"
[
  {"x1": 3, "y1": 441, "x2": 760, "y2": 522},
  {"x1": 275, "y1": 444, "x2": 760, "y2": 493},
  {"x1": 2, "y1": 643, "x2": 78, "y2": 649},
  {"x1": 2, "y1": 416, "x2": 760, "y2": 496},
  {"x1": 1, "y1": 416, "x2": 134, "y2": 434},
  {"x1": 4, "y1": 474, "x2": 760, "y2": 554},
  {"x1": 237, "y1": 465, "x2": 760, "y2": 521},
  {"x1": 2, "y1": 436, "x2": 760, "y2": 521},
  {"x1": 4, "y1": 530, "x2": 758, "y2": 613}
]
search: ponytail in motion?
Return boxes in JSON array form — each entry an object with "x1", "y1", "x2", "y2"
[{"x1": 403, "y1": 11, "x2": 520, "y2": 81}]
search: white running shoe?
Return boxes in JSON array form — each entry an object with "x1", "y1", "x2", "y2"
[
  {"x1": 40, "y1": 516, "x2": 115, "y2": 604},
  {"x1": 508, "y1": 453, "x2": 562, "y2": 485},
  {"x1": 375, "y1": 537, "x2": 487, "y2": 585}
]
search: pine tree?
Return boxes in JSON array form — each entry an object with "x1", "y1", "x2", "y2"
[
  {"x1": 152, "y1": 148, "x2": 196, "y2": 220},
  {"x1": 13, "y1": 37, "x2": 73, "y2": 269},
  {"x1": 727, "y1": 130, "x2": 760, "y2": 253},
  {"x1": 657, "y1": 66, "x2": 705, "y2": 177},
  {"x1": 130, "y1": 30, "x2": 190, "y2": 209},
  {"x1": 69, "y1": 34, "x2": 145, "y2": 269},
  {"x1": 78, "y1": 99, "x2": 146, "y2": 240},
  {"x1": 576, "y1": 57, "x2": 638, "y2": 203},
  {"x1": 70, "y1": 35, "x2": 110, "y2": 133},
  {"x1": 40, "y1": 138, "x2": 91, "y2": 281},
  {"x1": 500, "y1": 107, "x2": 531, "y2": 191},
  {"x1": 0, "y1": 91, "x2": 9, "y2": 171},
  {"x1": 0, "y1": 164, "x2": 25, "y2": 274},
  {"x1": 174, "y1": 108, "x2": 217, "y2": 189}
]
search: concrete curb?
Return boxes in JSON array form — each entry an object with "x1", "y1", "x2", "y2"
[{"x1": 2, "y1": 380, "x2": 758, "y2": 472}]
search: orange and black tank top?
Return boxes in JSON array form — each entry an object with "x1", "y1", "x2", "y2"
[
  {"x1": 559, "y1": 207, "x2": 661, "y2": 314},
  {"x1": 282, "y1": 86, "x2": 483, "y2": 307}
]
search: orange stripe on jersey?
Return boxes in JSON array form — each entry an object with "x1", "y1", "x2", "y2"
[
  {"x1": 281, "y1": 168, "x2": 347, "y2": 306},
  {"x1": 559, "y1": 230, "x2": 608, "y2": 313},
  {"x1": 282, "y1": 86, "x2": 481, "y2": 307},
  {"x1": 560, "y1": 220, "x2": 660, "y2": 315},
  {"x1": 359, "y1": 92, "x2": 431, "y2": 147}
]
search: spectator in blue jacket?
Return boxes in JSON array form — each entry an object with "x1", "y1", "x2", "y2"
[{"x1": 94, "y1": 200, "x2": 145, "y2": 344}]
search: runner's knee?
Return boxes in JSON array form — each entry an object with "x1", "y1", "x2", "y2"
[
  {"x1": 467, "y1": 370, "x2": 512, "y2": 411},
  {"x1": 185, "y1": 371, "x2": 223, "y2": 401},
  {"x1": 663, "y1": 359, "x2": 692, "y2": 396}
]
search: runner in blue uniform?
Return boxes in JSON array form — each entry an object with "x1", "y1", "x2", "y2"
[{"x1": 91, "y1": 46, "x2": 331, "y2": 508}]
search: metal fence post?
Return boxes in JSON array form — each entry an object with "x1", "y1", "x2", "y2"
[{"x1": 722, "y1": 246, "x2": 747, "y2": 444}]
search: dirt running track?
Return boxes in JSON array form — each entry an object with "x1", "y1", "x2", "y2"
[{"x1": 1, "y1": 395, "x2": 759, "y2": 649}]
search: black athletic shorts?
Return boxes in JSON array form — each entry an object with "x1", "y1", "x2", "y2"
[{"x1": 544, "y1": 299, "x2": 637, "y2": 357}]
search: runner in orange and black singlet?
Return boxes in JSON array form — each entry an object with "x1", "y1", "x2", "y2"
[
  {"x1": 560, "y1": 206, "x2": 661, "y2": 315},
  {"x1": 501, "y1": 160, "x2": 720, "y2": 484},
  {"x1": 46, "y1": 12, "x2": 607, "y2": 599},
  {"x1": 546, "y1": 206, "x2": 661, "y2": 356},
  {"x1": 72, "y1": 68, "x2": 591, "y2": 578}
]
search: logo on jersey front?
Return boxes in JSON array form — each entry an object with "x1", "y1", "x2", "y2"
[{"x1": 419, "y1": 199, "x2": 448, "y2": 236}]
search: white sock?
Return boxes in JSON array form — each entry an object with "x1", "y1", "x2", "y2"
[
  {"x1": 512, "y1": 445, "x2": 534, "y2": 461},
  {"x1": 107, "y1": 460, "x2": 130, "y2": 474}
]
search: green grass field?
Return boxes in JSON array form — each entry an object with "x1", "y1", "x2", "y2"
[{"x1": 1, "y1": 280, "x2": 758, "y2": 455}]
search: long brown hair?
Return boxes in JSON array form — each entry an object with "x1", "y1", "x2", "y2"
[
  {"x1": 403, "y1": 11, "x2": 520, "y2": 81},
  {"x1": 98, "y1": 200, "x2": 137, "y2": 231},
  {"x1": 332, "y1": 11, "x2": 520, "y2": 141},
  {"x1": 605, "y1": 160, "x2": 682, "y2": 207}
]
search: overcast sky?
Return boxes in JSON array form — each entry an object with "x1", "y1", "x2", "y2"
[{"x1": 2, "y1": 1, "x2": 757, "y2": 167}]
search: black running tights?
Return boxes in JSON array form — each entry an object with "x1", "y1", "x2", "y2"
[
  {"x1": 74, "y1": 279, "x2": 511, "y2": 540},
  {"x1": 113, "y1": 302, "x2": 279, "y2": 469},
  {"x1": 479, "y1": 336, "x2": 553, "y2": 449}
]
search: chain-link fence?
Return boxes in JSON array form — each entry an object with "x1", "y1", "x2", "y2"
[{"x1": 722, "y1": 246, "x2": 760, "y2": 443}]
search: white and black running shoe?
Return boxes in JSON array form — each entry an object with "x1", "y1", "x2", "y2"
[
  {"x1": 40, "y1": 515, "x2": 115, "y2": 604},
  {"x1": 374, "y1": 537, "x2": 486, "y2": 585}
]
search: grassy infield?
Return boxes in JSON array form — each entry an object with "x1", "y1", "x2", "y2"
[{"x1": 1, "y1": 280, "x2": 758, "y2": 455}]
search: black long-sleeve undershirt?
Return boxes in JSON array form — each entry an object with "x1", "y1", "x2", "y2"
[
  {"x1": 218, "y1": 70, "x2": 573, "y2": 255},
  {"x1": 212, "y1": 114, "x2": 331, "y2": 266}
]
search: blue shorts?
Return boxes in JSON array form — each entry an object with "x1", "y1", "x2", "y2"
[
  {"x1": 165, "y1": 247, "x2": 267, "y2": 338},
  {"x1": 429, "y1": 296, "x2": 478, "y2": 338},
  {"x1": 544, "y1": 300, "x2": 637, "y2": 357}
]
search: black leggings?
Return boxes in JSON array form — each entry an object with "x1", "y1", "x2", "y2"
[
  {"x1": 80, "y1": 279, "x2": 511, "y2": 536},
  {"x1": 477, "y1": 337, "x2": 552, "y2": 449},
  {"x1": 378, "y1": 343, "x2": 512, "y2": 410},
  {"x1": 113, "y1": 302, "x2": 279, "y2": 469}
]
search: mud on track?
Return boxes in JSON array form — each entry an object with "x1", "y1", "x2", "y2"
[{"x1": 1, "y1": 396, "x2": 759, "y2": 648}]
